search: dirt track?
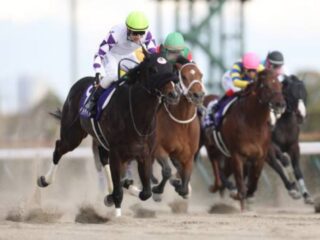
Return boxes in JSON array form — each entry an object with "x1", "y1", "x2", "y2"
[
  {"x1": 0, "y1": 202, "x2": 319, "y2": 240},
  {"x1": 0, "y1": 158, "x2": 319, "y2": 240}
]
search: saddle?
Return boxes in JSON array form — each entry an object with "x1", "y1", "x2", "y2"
[
  {"x1": 79, "y1": 78, "x2": 126, "y2": 120},
  {"x1": 202, "y1": 95, "x2": 238, "y2": 129}
]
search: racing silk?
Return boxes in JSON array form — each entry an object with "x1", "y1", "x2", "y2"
[
  {"x1": 230, "y1": 61, "x2": 264, "y2": 89},
  {"x1": 156, "y1": 45, "x2": 193, "y2": 61},
  {"x1": 93, "y1": 23, "x2": 156, "y2": 75}
]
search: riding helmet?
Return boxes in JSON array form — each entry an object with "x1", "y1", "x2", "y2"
[
  {"x1": 164, "y1": 32, "x2": 185, "y2": 51},
  {"x1": 267, "y1": 51, "x2": 284, "y2": 66},
  {"x1": 126, "y1": 11, "x2": 149, "y2": 31}
]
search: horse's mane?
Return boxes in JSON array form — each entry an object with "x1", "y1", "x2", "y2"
[{"x1": 125, "y1": 60, "x2": 146, "y2": 85}]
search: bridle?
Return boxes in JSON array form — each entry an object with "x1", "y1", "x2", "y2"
[{"x1": 164, "y1": 63, "x2": 205, "y2": 124}]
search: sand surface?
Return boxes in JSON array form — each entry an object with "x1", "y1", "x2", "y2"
[{"x1": 0, "y1": 157, "x2": 319, "y2": 240}]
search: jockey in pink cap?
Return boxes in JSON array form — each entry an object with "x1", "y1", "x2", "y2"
[{"x1": 221, "y1": 52, "x2": 265, "y2": 96}]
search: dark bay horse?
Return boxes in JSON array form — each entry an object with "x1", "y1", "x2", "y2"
[
  {"x1": 37, "y1": 52, "x2": 179, "y2": 217},
  {"x1": 267, "y1": 74, "x2": 313, "y2": 204},
  {"x1": 202, "y1": 70, "x2": 286, "y2": 210},
  {"x1": 152, "y1": 57, "x2": 205, "y2": 200}
]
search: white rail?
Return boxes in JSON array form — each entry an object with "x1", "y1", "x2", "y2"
[{"x1": 0, "y1": 142, "x2": 319, "y2": 160}]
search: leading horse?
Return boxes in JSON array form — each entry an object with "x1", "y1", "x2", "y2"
[
  {"x1": 37, "y1": 52, "x2": 179, "y2": 217},
  {"x1": 202, "y1": 69, "x2": 286, "y2": 210},
  {"x1": 152, "y1": 56, "x2": 205, "y2": 200}
]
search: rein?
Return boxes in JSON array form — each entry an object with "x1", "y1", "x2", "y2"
[{"x1": 163, "y1": 102, "x2": 197, "y2": 124}]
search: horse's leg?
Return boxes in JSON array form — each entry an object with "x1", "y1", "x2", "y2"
[
  {"x1": 106, "y1": 152, "x2": 123, "y2": 217},
  {"x1": 289, "y1": 143, "x2": 314, "y2": 204},
  {"x1": 136, "y1": 156, "x2": 152, "y2": 201},
  {"x1": 152, "y1": 156, "x2": 172, "y2": 201},
  {"x1": 219, "y1": 158, "x2": 237, "y2": 198},
  {"x1": 171, "y1": 155, "x2": 193, "y2": 198},
  {"x1": 231, "y1": 154, "x2": 246, "y2": 211},
  {"x1": 274, "y1": 145, "x2": 297, "y2": 185},
  {"x1": 96, "y1": 146, "x2": 114, "y2": 197},
  {"x1": 92, "y1": 141, "x2": 105, "y2": 191},
  {"x1": 206, "y1": 146, "x2": 223, "y2": 193},
  {"x1": 267, "y1": 145, "x2": 301, "y2": 199},
  {"x1": 246, "y1": 158, "x2": 265, "y2": 202},
  {"x1": 38, "y1": 119, "x2": 87, "y2": 187}
]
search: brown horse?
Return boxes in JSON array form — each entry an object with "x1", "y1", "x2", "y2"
[
  {"x1": 202, "y1": 69, "x2": 286, "y2": 210},
  {"x1": 152, "y1": 57, "x2": 205, "y2": 200}
]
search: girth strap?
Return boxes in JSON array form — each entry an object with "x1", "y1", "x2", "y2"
[{"x1": 90, "y1": 119, "x2": 110, "y2": 151}]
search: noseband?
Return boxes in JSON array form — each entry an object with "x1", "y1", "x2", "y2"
[{"x1": 177, "y1": 63, "x2": 205, "y2": 103}]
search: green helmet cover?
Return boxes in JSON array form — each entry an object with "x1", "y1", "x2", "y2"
[{"x1": 164, "y1": 32, "x2": 185, "y2": 51}]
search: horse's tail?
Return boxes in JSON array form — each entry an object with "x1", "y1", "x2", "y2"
[{"x1": 49, "y1": 108, "x2": 62, "y2": 121}]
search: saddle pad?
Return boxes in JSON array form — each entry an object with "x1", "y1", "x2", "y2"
[{"x1": 79, "y1": 81, "x2": 117, "y2": 120}]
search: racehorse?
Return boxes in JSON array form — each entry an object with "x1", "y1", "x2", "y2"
[
  {"x1": 151, "y1": 56, "x2": 205, "y2": 200},
  {"x1": 37, "y1": 51, "x2": 180, "y2": 217},
  {"x1": 267, "y1": 74, "x2": 313, "y2": 204},
  {"x1": 201, "y1": 69, "x2": 286, "y2": 210}
]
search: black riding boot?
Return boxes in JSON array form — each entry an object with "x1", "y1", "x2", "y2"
[{"x1": 85, "y1": 85, "x2": 104, "y2": 117}]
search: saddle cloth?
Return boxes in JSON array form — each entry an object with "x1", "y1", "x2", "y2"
[
  {"x1": 79, "y1": 81, "x2": 118, "y2": 120},
  {"x1": 202, "y1": 96, "x2": 237, "y2": 129}
]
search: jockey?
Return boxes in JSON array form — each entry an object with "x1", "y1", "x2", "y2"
[
  {"x1": 157, "y1": 31, "x2": 193, "y2": 63},
  {"x1": 84, "y1": 11, "x2": 156, "y2": 117},
  {"x1": 264, "y1": 50, "x2": 287, "y2": 82},
  {"x1": 204, "y1": 52, "x2": 264, "y2": 128},
  {"x1": 221, "y1": 52, "x2": 264, "y2": 96}
]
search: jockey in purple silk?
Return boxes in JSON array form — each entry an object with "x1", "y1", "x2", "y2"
[{"x1": 84, "y1": 11, "x2": 156, "y2": 117}]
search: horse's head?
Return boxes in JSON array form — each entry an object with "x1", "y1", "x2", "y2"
[
  {"x1": 282, "y1": 75, "x2": 307, "y2": 122},
  {"x1": 175, "y1": 56, "x2": 205, "y2": 106},
  {"x1": 127, "y1": 52, "x2": 179, "y2": 105},
  {"x1": 255, "y1": 69, "x2": 286, "y2": 116}
]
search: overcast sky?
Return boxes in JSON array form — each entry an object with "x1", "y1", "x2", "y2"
[{"x1": 0, "y1": 0, "x2": 319, "y2": 112}]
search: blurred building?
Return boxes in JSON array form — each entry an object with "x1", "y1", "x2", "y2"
[
  {"x1": 0, "y1": 75, "x2": 50, "y2": 114},
  {"x1": 17, "y1": 75, "x2": 50, "y2": 113}
]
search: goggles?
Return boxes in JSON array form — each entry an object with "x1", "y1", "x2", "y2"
[{"x1": 130, "y1": 30, "x2": 146, "y2": 36}]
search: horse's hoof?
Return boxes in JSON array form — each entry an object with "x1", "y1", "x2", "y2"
[
  {"x1": 182, "y1": 194, "x2": 190, "y2": 199},
  {"x1": 170, "y1": 179, "x2": 181, "y2": 188},
  {"x1": 122, "y1": 179, "x2": 134, "y2": 189},
  {"x1": 303, "y1": 193, "x2": 314, "y2": 205},
  {"x1": 152, "y1": 193, "x2": 162, "y2": 202},
  {"x1": 152, "y1": 186, "x2": 163, "y2": 195},
  {"x1": 139, "y1": 191, "x2": 152, "y2": 201},
  {"x1": 104, "y1": 194, "x2": 114, "y2": 207},
  {"x1": 209, "y1": 184, "x2": 220, "y2": 193},
  {"x1": 175, "y1": 186, "x2": 188, "y2": 199},
  {"x1": 288, "y1": 189, "x2": 301, "y2": 200},
  {"x1": 229, "y1": 189, "x2": 238, "y2": 199},
  {"x1": 37, "y1": 176, "x2": 49, "y2": 188}
]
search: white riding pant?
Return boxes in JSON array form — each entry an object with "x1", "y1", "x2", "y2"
[
  {"x1": 221, "y1": 70, "x2": 241, "y2": 92},
  {"x1": 100, "y1": 52, "x2": 139, "y2": 89}
]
